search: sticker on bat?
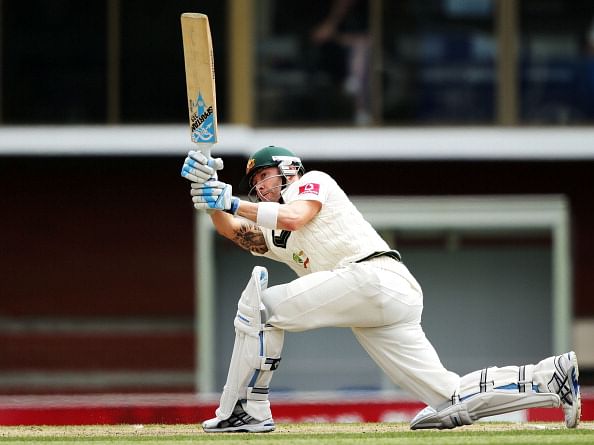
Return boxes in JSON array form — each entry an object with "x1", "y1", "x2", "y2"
[{"x1": 190, "y1": 92, "x2": 216, "y2": 143}]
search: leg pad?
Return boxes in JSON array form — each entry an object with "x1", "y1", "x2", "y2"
[
  {"x1": 216, "y1": 267, "x2": 284, "y2": 421},
  {"x1": 411, "y1": 391, "x2": 560, "y2": 430}
]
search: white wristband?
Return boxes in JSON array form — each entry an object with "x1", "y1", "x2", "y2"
[{"x1": 256, "y1": 202, "x2": 280, "y2": 229}]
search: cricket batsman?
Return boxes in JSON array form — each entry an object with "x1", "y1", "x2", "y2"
[{"x1": 181, "y1": 145, "x2": 581, "y2": 432}]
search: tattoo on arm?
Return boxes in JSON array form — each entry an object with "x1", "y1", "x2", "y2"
[{"x1": 233, "y1": 222, "x2": 268, "y2": 254}]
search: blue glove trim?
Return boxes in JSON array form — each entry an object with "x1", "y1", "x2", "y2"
[{"x1": 224, "y1": 197, "x2": 240, "y2": 215}]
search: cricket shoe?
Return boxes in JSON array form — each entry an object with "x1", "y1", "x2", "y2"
[
  {"x1": 202, "y1": 401, "x2": 275, "y2": 433},
  {"x1": 547, "y1": 351, "x2": 581, "y2": 428}
]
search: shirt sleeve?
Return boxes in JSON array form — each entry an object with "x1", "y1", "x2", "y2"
[{"x1": 288, "y1": 171, "x2": 331, "y2": 204}]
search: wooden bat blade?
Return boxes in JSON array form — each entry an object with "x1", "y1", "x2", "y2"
[{"x1": 181, "y1": 13, "x2": 218, "y2": 156}]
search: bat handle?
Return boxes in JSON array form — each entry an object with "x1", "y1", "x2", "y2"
[
  {"x1": 198, "y1": 143, "x2": 212, "y2": 159},
  {"x1": 194, "y1": 143, "x2": 223, "y2": 171}
]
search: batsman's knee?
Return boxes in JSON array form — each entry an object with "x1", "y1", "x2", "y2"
[
  {"x1": 410, "y1": 401, "x2": 473, "y2": 430},
  {"x1": 235, "y1": 266, "x2": 269, "y2": 336}
]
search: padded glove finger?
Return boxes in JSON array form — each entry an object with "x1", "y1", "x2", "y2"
[{"x1": 189, "y1": 150, "x2": 224, "y2": 171}]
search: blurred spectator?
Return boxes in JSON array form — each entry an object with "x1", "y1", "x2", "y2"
[
  {"x1": 582, "y1": 18, "x2": 594, "y2": 118},
  {"x1": 586, "y1": 17, "x2": 594, "y2": 55},
  {"x1": 311, "y1": 0, "x2": 372, "y2": 125}
]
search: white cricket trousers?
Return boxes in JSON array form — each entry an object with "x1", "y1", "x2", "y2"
[{"x1": 261, "y1": 257, "x2": 460, "y2": 407}]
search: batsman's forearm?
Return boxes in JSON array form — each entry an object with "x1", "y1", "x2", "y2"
[
  {"x1": 235, "y1": 199, "x2": 317, "y2": 231},
  {"x1": 209, "y1": 210, "x2": 239, "y2": 239},
  {"x1": 209, "y1": 208, "x2": 268, "y2": 254},
  {"x1": 234, "y1": 200, "x2": 259, "y2": 223}
]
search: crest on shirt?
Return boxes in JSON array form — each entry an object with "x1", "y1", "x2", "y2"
[
  {"x1": 298, "y1": 182, "x2": 320, "y2": 195},
  {"x1": 292, "y1": 250, "x2": 310, "y2": 269}
]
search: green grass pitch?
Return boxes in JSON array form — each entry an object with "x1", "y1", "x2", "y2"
[{"x1": 0, "y1": 422, "x2": 593, "y2": 444}]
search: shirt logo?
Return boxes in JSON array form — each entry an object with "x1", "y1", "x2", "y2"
[
  {"x1": 292, "y1": 250, "x2": 310, "y2": 269},
  {"x1": 298, "y1": 183, "x2": 320, "y2": 195}
]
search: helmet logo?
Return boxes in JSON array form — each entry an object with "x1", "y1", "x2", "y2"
[{"x1": 246, "y1": 158, "x2": 255, "y2": 174}]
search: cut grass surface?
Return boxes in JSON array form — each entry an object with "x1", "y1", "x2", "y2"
[{"x1": 0, "y1": 422, "x2": 593, "y2": 445}]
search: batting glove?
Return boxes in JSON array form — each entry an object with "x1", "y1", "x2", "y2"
[
  {"x1": 190, "y1": 180, "x2": 240, "y2": 215},
  {"x1": 181, "y1": 150, "x2": 224, "y2": 183}
]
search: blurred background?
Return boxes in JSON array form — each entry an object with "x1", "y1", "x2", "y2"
[{"x1": 1, "y1": 0, "x2": 594, "y2": 411}]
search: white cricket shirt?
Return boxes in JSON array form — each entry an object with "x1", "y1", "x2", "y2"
[{"x1": 254, "y1": 171, "x2": 390, "y2": 276}]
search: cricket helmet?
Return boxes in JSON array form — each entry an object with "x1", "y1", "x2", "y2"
[{"x1": 239, "y1": 145, "x2": 305, "y2": 195}]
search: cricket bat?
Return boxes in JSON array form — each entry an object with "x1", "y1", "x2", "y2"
[{"x1": 181, "y1": 13, "x2": 218, "y2": 159}]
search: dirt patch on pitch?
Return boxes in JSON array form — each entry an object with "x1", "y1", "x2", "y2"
[{"x1": 2, "y1": 422, "x2": 590, "y2": 438}]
